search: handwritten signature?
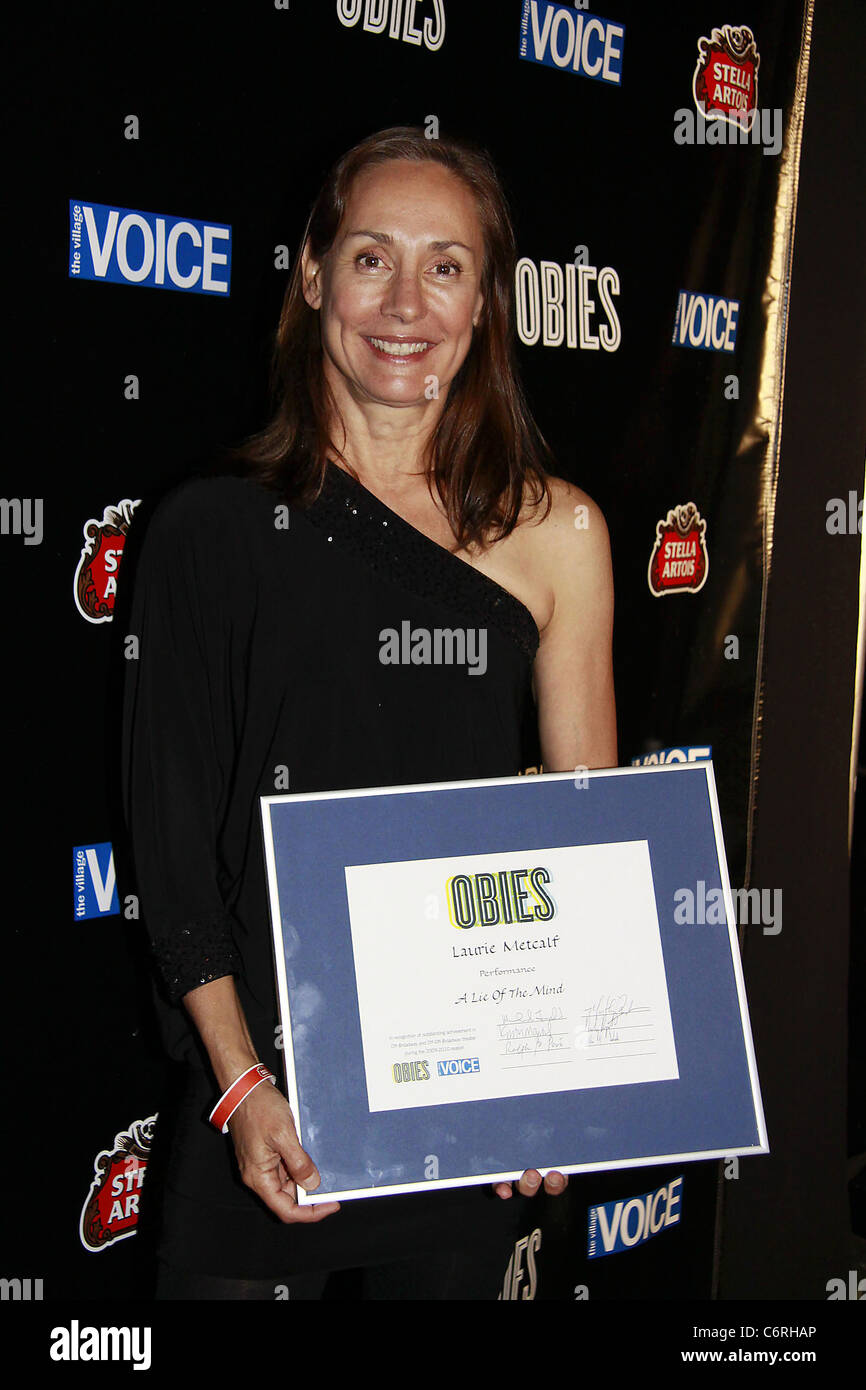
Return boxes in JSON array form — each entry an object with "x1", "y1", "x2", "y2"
[
  {"x1": 580, "y1": 993, "x2": 648, "y2": 1045},
  {"x1": 497, "y1": 1009, "x2": 567, "y2": 1045},
  {"x1": 503, "y1": 1035, "x2": 568, "y2": 1056}
]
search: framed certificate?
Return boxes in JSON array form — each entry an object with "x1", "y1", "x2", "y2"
[{"x1": 260, "y1": 763, "x2": 767, "y2": 1203}]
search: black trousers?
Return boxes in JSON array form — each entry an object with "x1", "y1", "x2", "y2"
[{"x1": 156, "y1": 1249, "x2": 501, "y2": 1300}]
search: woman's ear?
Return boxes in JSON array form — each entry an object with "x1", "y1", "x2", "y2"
[{"x1": 301, "y1": 241, "x2": 322, "y2": 310}]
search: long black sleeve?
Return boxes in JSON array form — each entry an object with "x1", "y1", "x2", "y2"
[{"x1": 121, "y1": 480, "x2": 246, "y2": 1003}]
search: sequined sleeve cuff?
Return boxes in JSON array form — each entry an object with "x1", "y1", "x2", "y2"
[{"x1": 150, "y1": 914, "x2": 242, "y2": 1004}]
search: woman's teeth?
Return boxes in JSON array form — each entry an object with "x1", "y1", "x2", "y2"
[{"x1": 369, "y1": 339, "x2": 431, "y2": 355}]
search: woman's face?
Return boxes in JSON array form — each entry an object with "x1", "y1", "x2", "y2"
[{"x1": 303, "y1": 159, "x2": 485, "y2": 411}]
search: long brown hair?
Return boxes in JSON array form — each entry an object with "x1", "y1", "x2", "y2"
[{"x1": 234, "y1": 126, "x2": 552, "y2": 550}]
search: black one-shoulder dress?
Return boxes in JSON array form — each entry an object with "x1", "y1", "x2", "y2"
[{"x1": 121, "y1": 462, "x2": 541, "y2": 1283}]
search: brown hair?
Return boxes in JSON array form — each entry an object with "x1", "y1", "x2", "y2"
[{"x1": 234, "y1": 126, "x2": 552, "y2": 549}]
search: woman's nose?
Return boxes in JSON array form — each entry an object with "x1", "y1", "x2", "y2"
[{"x1": 381, "y1": 265, "x2": 424, "y2": 320}]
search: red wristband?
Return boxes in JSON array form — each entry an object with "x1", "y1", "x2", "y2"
[{"x1": 209, "y1": 1063, "x2": 276, "y2": 1134}]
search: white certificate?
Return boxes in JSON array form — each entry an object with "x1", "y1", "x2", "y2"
[{"x1": 345, "y1": 839, "x2": 679, "y2": 1113}]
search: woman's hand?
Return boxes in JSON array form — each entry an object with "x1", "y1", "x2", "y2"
[
  {"x1": 182, "y1": 976, "x2": 339, "y2": 1223},
  {"x1": 493, "y1": 1169, "x2": 568, "y2": 1200},
  {"x1": 227, "y1": 1078, "x2": 340, "y2": 1224}
]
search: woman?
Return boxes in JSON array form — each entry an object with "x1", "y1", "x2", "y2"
[{"x1": 122, "y1": 126, "x2": 616, "y2": 1299}]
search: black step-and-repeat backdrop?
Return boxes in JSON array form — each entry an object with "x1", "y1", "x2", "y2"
[{"x1": 7, "y1": 0, "x2": 860, "y2": 1307}]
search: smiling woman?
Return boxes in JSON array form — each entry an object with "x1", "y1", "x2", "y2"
[
  {"x1": 242, "y1": 127, "x2": 553, "y2": 551},
  {"x1": 122, "y1": 125, "x2": 616, "y2": 1301}
]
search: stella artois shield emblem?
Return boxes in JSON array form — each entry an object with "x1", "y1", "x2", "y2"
[
  {"x1": 648, "y1": 502, "x2": 709, "y2": 596},
  {"x1": 693, "y1": 24, "x2": 760, "y2": 131},
  {"x1": 79, "y1": 1115, "x2": 156, "y2": 1252},
  {"x1": 73, "y1": 498, "x2": 140, "y2": 623}
]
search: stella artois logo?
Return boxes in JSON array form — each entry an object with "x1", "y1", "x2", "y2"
[
  {"x1": 648, "y1": 502, "x2": 709, "y2": 596},
  {"x1": 73, "y1": 498, "x2": 140, "y2": 623},
  {"x1": 79, "y1": 1115, "x2": 156, "y2": 1252},
  {"x1": 693, "y1": 24, "x2": 759, "y2": 131}
]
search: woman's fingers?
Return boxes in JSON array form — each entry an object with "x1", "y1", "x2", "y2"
[
  {"x1": 230, "y1": 1084, "x2": 340, "y2": 1223},
  {"x1": 493, "y1": 1169, "x2": 569, "y2": 1199},
  {"x1": 258, "y1": 1159, "x2": 341, "y2": 1223},
  {"x1": 542, "y1": 1170, "x2": 568, "y2": 1195}
]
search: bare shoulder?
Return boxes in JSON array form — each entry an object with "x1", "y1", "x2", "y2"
[
  {"x1": 470, "y1": 473, "x2": 610, "y2": 637},
  {"x1": 518, "y1": 473, "x2": 611, "y2": 578},
  {"x1": 536, "y1": 473, "x2": 607, "y2": 530}
]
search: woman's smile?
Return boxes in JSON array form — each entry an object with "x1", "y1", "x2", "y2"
[{"x1": 363, "y1": 335, "x2": 437, "y2": 361}]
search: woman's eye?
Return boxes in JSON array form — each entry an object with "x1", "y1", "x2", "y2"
[{"x1": 354, "y1": 254, "x2": 461, "y2": 276}]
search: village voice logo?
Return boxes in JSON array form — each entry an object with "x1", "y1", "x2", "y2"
[
  {"x1": 79, "y1": 1116, "x2": 156, "y2": 1252},
  {"x1": 648, "y1": 503, "x2": 708, "y2": 596},
  {"x1": 73, "y1": 842, "x2": 118, "y2": 921},
  {"x1": 519, "y1": 3, "x2": 625, "y2": 84},
  {"x1": 73, "y1": 498, "x2": 139, "y2": 623},
  {"x1": 69, "y1": 199, "x2": 231, "y2": 294},
  {"x1": 587, "y1": 1175, "x2": 683, "y2": 1257},
  {"x1": 693, "y1": 24, "x2": 759, "y2": 129},
  {"x1": 630, "y1": 745, "x2": 712, "y2": 767},
  {"x1": 673, "y1": 290, "x2": 739, "y2": 352}
]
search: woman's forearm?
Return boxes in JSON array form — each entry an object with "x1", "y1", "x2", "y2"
[{"x1": 183, "y1": 975, "x2": 261, "y2": 1092}]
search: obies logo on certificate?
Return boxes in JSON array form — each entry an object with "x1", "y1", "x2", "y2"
[{"x1": 344, "y1": 840, "x2": 679, "y2": 1113}]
